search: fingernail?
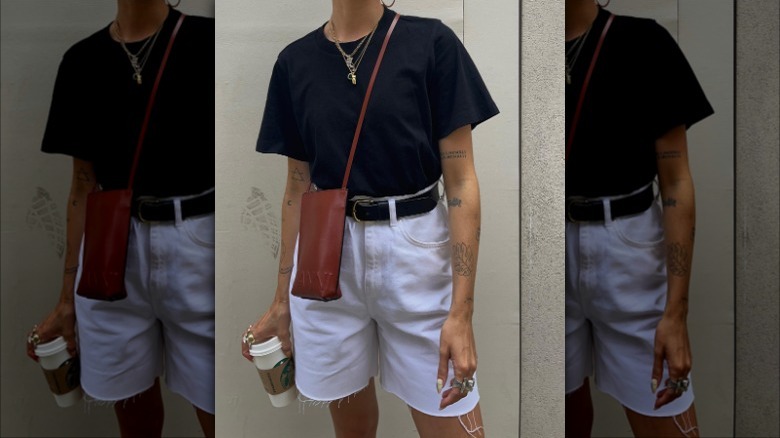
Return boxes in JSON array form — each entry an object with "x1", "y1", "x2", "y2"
[
  {"x1": 437, "y1": 378, "x2": 444, "y2": 393},
  {"x1": 651, "y1": 378, "x2": 658, "y2": 393}
]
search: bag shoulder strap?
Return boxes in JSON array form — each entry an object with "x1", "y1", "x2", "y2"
[
  {"x1": 565, "y1": 12, "x2": 614, "y2": 161},
  {"x1": 341, "y1": 13, "x2": 401, "y2": 189},
  {"x1": 127, "y1": 13, "x2": 186, "y2": 189}
]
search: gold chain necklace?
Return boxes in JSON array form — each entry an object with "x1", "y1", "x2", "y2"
[
  {"x1": 565, "y1": 24, "x2": 592, "y2": 85},
  {"x1": 113, "y1": 19, "x2": 165, "y2": 85},
  {"x1": 329, "y1": 20, "x2": 379, "y2": 85}
]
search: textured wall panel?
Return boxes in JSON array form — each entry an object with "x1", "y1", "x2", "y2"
[{"x1": 735, "y1": 1, "x2": 780, "y2": 437}]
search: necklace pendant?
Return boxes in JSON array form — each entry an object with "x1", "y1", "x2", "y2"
[
  {"x1": 566, "y1": 72, "x2": 571, "y2": 85},
  {"x1": 133, "y1": 72, "x2": 142, "y2": 85},
  {"x1": 345, "y1": 55, "x2": 354, "y2": 70},
  {"x1": 348, "y1": 72, "x2": 357, "y2": 85}
]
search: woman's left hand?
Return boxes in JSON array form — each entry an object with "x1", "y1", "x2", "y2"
[
  {"x1": 651, "y1": 314, "x2": 692, "y2": 409},
  {"x1": 437, "y1": 315, "x2": 478, "y2": 410}
]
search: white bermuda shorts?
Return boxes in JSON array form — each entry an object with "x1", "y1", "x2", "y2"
[
  {"x1": 565, "y1": 187, "x2": 694, "y2": 417},
  {"x1": 290, "y1": 184, "x2": 479, "y2": 417},
  {"x1": 75, "y1": 196, "x2": 215, "y2": 414}
]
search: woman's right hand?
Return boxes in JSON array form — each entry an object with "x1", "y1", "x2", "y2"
[
  {"x1": 241, "y1": 298, "x2": 292, "y2": 362},
  {"x1": 26, "y1": 301, "x2": 77, "y2": 362}
]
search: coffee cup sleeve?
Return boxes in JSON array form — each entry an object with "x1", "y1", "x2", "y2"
[
  {"x1": 257, "y1": 357, "x2": 295, "y2": 395},
  {"x1": 42, "y1": 357, "x2": 81, "y2": 395}
]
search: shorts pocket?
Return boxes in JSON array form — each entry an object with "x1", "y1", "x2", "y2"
[
  {"x1": 397, "y1": 203, "x2": 450, "y2": 248},
  {"x1": 610, "y1": 202, "x2": 665, "y2": 248},
  {"x1": 182, "y1": 213, "x2": 215, "y2": 248}
]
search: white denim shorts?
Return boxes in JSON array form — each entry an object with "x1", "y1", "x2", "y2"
[
  {"x1": 565, "y1": 186, "x2": 694, "y2": 417},
  {"x1": 289, "y1": 184, "x2": 480, "y2": 417},
  {"x1": 75, "y1": 196, "x2": 215, "y2": 414}
]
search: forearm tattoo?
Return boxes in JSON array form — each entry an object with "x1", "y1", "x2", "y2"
[
  {"x1": 666, "y1": 242, "x2": 689, "y2": 277},
  {"x1": 76, "y1": 168, "x2": 92, "y2": 182},
  {"x1": 447, "y1": 198, "x2": 462, "y2": 207},
  {"x1": 656, "y1": 151, "x2": 682, "y2": 160},
  {"x1": 476, "y1": 226, "x2": 481, "y2": 242},
  {"x1": 453, "y1": 242, "x2": 475, "y2": 277},
  {"x1": 64, "y1": 266, "x2": 79, "y2": 275},
  {"x1": 442, "y1": 150, "x2": 467, "y2": 160},
  {"x1": 291, "y1": 168, "x2": 305, "y2": 182},
  {"x1": 662, "y1": 197, "x2": 677, "y2": 207},
  {"x1": 279, "y1": 266, "x2": 293, "y2": 275}
]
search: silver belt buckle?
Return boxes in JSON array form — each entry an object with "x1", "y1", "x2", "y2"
[
  {"x1": 351, "y1": 199, "x2": 376, "y2": 223},
  {"x1": 566, "y1": 196, "x2": 591, "y2": 223},
  {"x1": 136, "y1": 198, "x2": 162, "y2": 223}
]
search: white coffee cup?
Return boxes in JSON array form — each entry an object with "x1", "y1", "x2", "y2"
[
  {"x1": 35, "y1": 336, "x2": 83, "y2": 407},
  {"x1": 249, "y1": 336, "x2": 297, "y2": 407}
]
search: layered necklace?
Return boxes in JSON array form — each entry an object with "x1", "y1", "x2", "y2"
[
  {"x1": 565, "y1": 23, "x2": 592, "y2": 85},
  {"x1": 328, "y1": 19, "x2": 379, "y2": 85},
  {"x1": 112, "y1": 18, "x2": 165, "y2": 85}
]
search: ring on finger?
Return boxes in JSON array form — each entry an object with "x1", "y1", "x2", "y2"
[
  {"x1": 666, "y1": 377, "x2": 690, "y2": 395},
  {"x1": 27, "y1": 325, "x2": 41, "y2": 346},
  {"x1": 242, "y1": 326, "x2": 256, "y2": 346},
  {"x1": 450, "y1": 377, "x2": 476, "y2": 394}
]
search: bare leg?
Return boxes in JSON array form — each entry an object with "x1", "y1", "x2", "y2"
[
  {"x1": 195, "y1": 406, "x2": 215, "y2": 438},
  {"x1": 565, "y1": 377, "x2": 594, "y2": 438},
  {"x1": 625, "y1": 403, "x2": 699, "y2": 437},
  {"x1": 114, "y1": 377, "x2": 164, "y2": 438},
  {"x1": 410, "y1": 403, "x2": 484, "y2": 438},
  {"x1": 329, "y1": 377, "x2": 379, "y2": 438}
]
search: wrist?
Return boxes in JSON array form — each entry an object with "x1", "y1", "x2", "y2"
[
  {"x1": 272, "y1": 293, "x2": 290, "y2": 306},
  {"x1": 448, "y1": 305, "x2": 474, "y2": 322},
  {"x1": 58, "y1": 290, "x2": 75, "y2": 306},
  {"x1": 663, "y1": 303, "x2": 688, "y2": 321}
]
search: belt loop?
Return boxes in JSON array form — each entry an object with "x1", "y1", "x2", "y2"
[
  {"x1": 602, "y1": 198, "x2": 613, "y2": 223},
  {"x1": 173, "y1": 198, "x2": 183, "y2": 227},
  {"x1": 388, "y1": 198, "x2": 398, "y2": 226}
]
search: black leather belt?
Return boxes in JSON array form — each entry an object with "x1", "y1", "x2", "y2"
[
  {"x1": 347, "y1": 187, "x2": 439, "y2": 222},
  {"x1": 566, "y1": 185, "x2": 654, "y2": 222},
  {"x1": 132, "y1": 190, "x2": 215, "y2": 223}
]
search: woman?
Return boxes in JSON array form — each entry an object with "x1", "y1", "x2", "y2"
[
  {"x1": 25, "y1": 1, "x2": 215, "y2": 436},
  {"x1": 241, "y1": 1, "x2": 498, "y2": 436},
  {"x1": 565, "y1": 0, "x2": 713, "y2": 436}
]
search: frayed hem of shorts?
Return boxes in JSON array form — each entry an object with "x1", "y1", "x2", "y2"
[
  {"x1": 598, "y1": 381, "x2": 695, "y2": 418},
  {"x1": 296, "y1": 383, "x2": 370, "y2": 414},
  {"x1": 78, "y1": 380, "x2": 158, "y2": 413},
  {"x1": 78, "y1": 391, "x2": 144, "y2": 414}
]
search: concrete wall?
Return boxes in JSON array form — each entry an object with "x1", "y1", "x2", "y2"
[
  {"x1": 735, "y1": 1, "x2": 780, "y2": 437},
  {"x1": 519, "y1": 0, "x2": 565, "y2": 436},
  {"x1": 0, "y1": 2, "x2": 214, "y2": 437},
  {"x1": 214, "y1": 1, "x2": 519, "y2": 436}
]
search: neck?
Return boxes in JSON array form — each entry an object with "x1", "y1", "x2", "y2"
[
  {"x1": 328, "y1": 0, "x2": 385, "y2": 42},
  {"x1": 565, "y1": 0, "x2": 599, "y2": 41},
  {"x1": 114, "y1": 0, "x2": 169, "y2": 42}
]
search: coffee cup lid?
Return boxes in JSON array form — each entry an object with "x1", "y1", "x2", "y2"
[
  {"x1": 34, "y1": 336, "x2": 67, "y2": 357},
  {"x1": 249, "y1": 336, "x2": 282, "y2": 357}
]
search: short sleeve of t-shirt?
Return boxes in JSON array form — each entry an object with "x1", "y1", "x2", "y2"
[
  {"x1": 643, "y1": 22, "x2": 714, "y2": 139},
  {"x1": 41, "y1": 49, "x2": 93, "y2": 161},
  {"x1": 431, "y1": 22, "x2": 499, "y2": 140},
  {"x1": 255, "y1": 59, "x2": 307, "y2": 161}
]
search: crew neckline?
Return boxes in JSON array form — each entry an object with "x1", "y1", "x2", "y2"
[{"x1": 314, "y1": 6, "x2": 392, "y2": 56}]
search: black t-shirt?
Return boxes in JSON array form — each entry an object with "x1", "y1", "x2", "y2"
[
  {"x1": 41, "y1": 8, "x2": 215, "y2": 198},
  {"x1": 565, "y1": 7, "x2": 714, "y2": 197},
  {"x1": 257, "y1": 7, "x2": 499, "y2": 197}
]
